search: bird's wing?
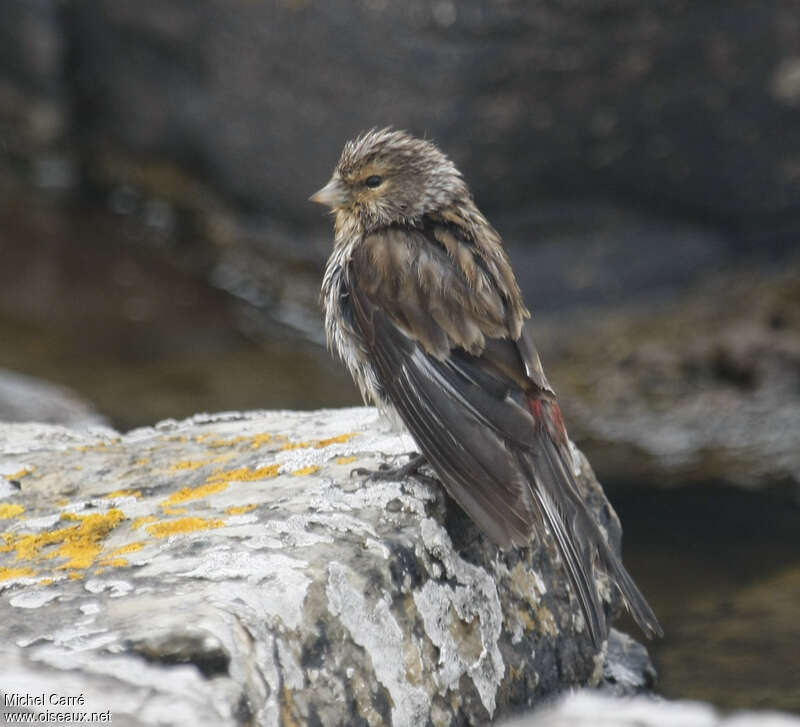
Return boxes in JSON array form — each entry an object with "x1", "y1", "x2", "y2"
[{"x1": 347, "y1": 221, "x2": 662, "y2": 645}]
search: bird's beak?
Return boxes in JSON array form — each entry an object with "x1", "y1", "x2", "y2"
[{"x1": 310, "y1": 176, "x2": 348, "y2": 209}]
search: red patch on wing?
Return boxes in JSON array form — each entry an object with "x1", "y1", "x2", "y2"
[
  {"x1": 528, "y1": 396, "x2": 568, "y2": 444},
  {"x1": 528, "y1": 397, "x2": 543, "y2": 421},
  {"x1": 548, "y1": 401, "x2": 567, "y2": 441}
]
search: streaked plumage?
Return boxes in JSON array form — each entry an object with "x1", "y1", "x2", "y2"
[{"x1": 313, "y1": 128, "x2": 662, "y2": 646}]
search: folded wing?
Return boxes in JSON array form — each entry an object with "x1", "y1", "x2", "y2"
[{"x1": 347, "y1": 219, "x2": 662, "y2": 645}]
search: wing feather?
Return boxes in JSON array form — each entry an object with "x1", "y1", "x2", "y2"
[{"x1": 346, "y1": 217, "x2": 662, "y2": 645}]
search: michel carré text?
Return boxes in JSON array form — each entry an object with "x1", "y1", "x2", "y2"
[{"x1": 4, "y1": 693, "x2": 85, "y2": 707}]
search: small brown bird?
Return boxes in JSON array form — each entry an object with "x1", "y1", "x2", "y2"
[{"x1": 312, "y1": 128, "x2": 662, "y2": 646}]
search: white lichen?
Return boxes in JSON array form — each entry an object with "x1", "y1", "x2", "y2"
[
  {"x1": 414, "y1": 517, "x2": 505, "y2": 716},
  {"x1": 327, "y1": 561, "x2": 430, "y2": 727}
]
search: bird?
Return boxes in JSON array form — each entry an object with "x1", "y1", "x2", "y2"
[{"x1": 311, "y1": 128, "x2": 662, "y2": 647}]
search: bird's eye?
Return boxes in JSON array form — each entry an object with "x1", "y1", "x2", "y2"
[{"x1": 364, "y1": 175, "x2": 383, "y2": 188}]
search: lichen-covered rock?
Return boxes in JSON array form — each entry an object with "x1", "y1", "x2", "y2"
[{"x1": 0, "y1": 408, "x2": 651, "y2": 726}]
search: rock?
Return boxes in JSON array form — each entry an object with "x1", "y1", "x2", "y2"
[
  {"x1": 0, "y1": 368, "x2": 110, "y2": 429},
  {"x1": 499, "y1": 690, "x2": 800, "y2": 727},
  {"x1": 599, "y1": 629, "x2": 656, "y2": 697},
  {"x1": 0, "y1": 408, "x2": 652, "y2": 726},
  {"x1": 56, "y1": 1, "x2": 800, "y2": 241},
  {"x1": 538, "y1": 260, "x2": 800, "y2": 492},
  {"x1": 3, "y1": 1, "x2": 800, "y2": 241},
  {"x1": 0, "y1": 0, "x2": 66, "y2": 156}
]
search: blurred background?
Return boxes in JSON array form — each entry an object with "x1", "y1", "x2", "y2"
[{"x1": 1, "y1": 0, "x2": 799, "y2": 713}]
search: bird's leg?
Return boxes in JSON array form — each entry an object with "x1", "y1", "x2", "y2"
[{"x1": 353, "y1": 452, "x2": 432, "y2": 483}]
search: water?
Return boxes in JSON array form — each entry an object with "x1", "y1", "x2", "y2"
[
  {"x1": 0, "y1": 184, "x2": 360, "y2": 431},
  {"x1": 612, "y1": 486, "x2": 800, "y2": 712}
]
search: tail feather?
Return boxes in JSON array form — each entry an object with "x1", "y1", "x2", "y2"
[
  {"x1": 598, "y1": 538, "x2": 664, "y2": 639},
  {"x1": 521, "y1": 402, "x2": 663, "y2": 645}
]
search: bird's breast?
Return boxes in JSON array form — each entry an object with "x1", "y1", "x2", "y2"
[{"x1": 322, "y1": 241, "x2": 383, "y2": 405}]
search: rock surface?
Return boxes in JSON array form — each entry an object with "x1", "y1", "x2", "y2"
[
  {"x1": 499, "y1": 690, "x2": 800, "y2": 727},
  {"x1": 0, "y1": 408, "x2": 651, "y2": 726},
  {"x1": 0, "y1": 368, "x2": 109, "y2": 429},
  {"x1": 541, "y1": 260, "x2": 800, "y2": 492}
]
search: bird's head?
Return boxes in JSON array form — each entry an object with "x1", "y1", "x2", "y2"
[{"x1": 311, "y1": 128, "x2": 469, "y2": 231}]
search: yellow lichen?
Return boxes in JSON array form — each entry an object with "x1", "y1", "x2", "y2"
[
  {"x1": 75, "y1": 442, "x2": 111, "y2": 452},
  {"x1": 281, "y1": 433, "x2": 358, "y2": 450},
  {"x1": 161, "y1": 480, "x2": 229, "y2": 509},
  {"x1": 317, "y1": 433, "x2": 358, "y2": 447},
  {"x1": 207, "y1": 435, "x2": 248, "y2": 448},
  {"x1": 206, "y1": 433, "x2": 273, "y2": 450},
  {"x1": 0, "y1": 504, "x2": 25, "y2": 519},
  {"x1": 225, "y1": 504, "x2": 258, "y2": 515},
  {"x1": 169, "y1": 459, "x2": 210, "y2": 472},
  {"x1": 292, "y1": 466, "x2": 320, "y2": 476},
  {"x1": 161, "y1": 506, "x2": 187, "y2": 515},
  {"x1": 132, "y1": 516, "x2": 158, "y2": 530},
  {"x1": 249, "y1": 433, "x2": 273, "y2": 449},
  {"x1": 0, "y1": 533, "x2": 15, "y2": 553},
  {"x1": 146, "y1": 517, "x2": 224, "y2": 538},
  {"x1": 106, "y1": 542, "x2": 144, "y2": 557},
  {"x1": 99, "y1": 558, "x2": 128, "y2": 568},
  {"x1": 103, "y1": 489, "x2": 142, "y2": 499},
  {"x1": 207, "y1": 464, "x2": 280, "y2": 483},
  {"x1": 39, "y1": 578, "x2": 54, "y2": 586},
  {"x1": 11, "y1": 509, "x2": 126, "y2": 571},
  {"x1": 56, "y1": 510, "x2": 126, "y2": 570},
  {"x1": 280, "y1": 440, "x2": 311, "y2": 451},
  {"x1": 67, "y1": 571, "x2": 83, "y2": 580},
  {"x1": 98, "y1": 541, "x2": 144, "y2": 568},
  {"x1": 336, "y1": 456, "x2": 358, "y2": 465},
  {"x1": 134, "y1": 457, "x2": 151, "y2": 466},
  {"x1": 7, "y1": 467, "x2": 34, "y2": 480},
  {"x1": 0, "y1": 567, "x2": 36, "y2": 581}
]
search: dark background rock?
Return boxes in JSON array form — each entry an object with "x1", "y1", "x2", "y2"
[
  {"x1": 2, "y1": 1, "x2": 800, "y2": 244},
  {"x1": 65, "y1": 0, "x2": 800, "y2": 242},
  {"x1": 0, "y1": 0, "x2": 66, "y2": 162}
]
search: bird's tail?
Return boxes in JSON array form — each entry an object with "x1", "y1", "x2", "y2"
[{"x1": 521, "y1": 398, "x2": 663, "y2": 646}]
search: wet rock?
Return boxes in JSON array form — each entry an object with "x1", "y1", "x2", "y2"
[
  {"x1": 539, "y1": 260, "x2": 800, "y2": 492},
  {"x1": 0, "y1": 408, "x2": 652, "y2": 726},
  {"x1": 599, "y1": 629, "x2": 656, "y2": 697},
  {"x1": 499, "y1": 690, "x2": 800, "y2": 727},
  {"x1": 0, "y1": 368, "x2": 109, "y2": 429}
]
